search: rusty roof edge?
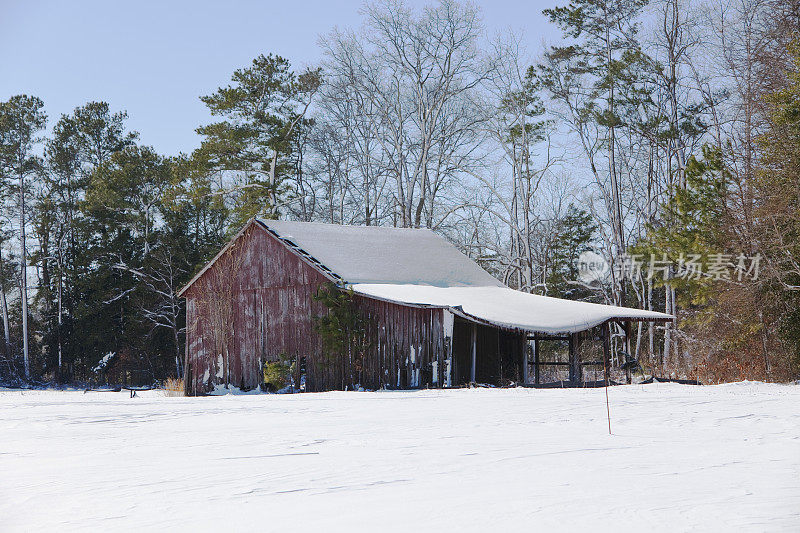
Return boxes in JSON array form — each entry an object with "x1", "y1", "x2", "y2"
[{"x1": 255, "y1": 219, "x2": 346, "y2": 285}]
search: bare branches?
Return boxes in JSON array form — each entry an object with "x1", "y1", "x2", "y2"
[{"x1": 317, "y1": 0, "x2": 493, "y2": 228}]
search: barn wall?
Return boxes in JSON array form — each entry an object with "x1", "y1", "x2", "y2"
[
  {"x1": 351, "y1": 296, "x2": 448, "y2": 391},
  {"x1": 183, "y1": 221, "x2": 454, "y2": 394},
  {"x1": 184, "y1": 223, "x2": 329, "y2": 394}
]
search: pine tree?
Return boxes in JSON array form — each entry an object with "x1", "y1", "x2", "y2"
[
  {"x1": 0, "y1": 95, "x2": 47, "y2": 378},
  {"x1": 633, "y1": 145, "x2": 728, "y2": 306},
  {"x1": 547, "y1": 205, "x2": 598, "y2": 299},
  {"x1": 313, "y1": 283, "x2": 370, "y2": 389},
  {"x1": 37, "y1": 103, "x2": 137, "y2": 380},
  {"x1": 194, "y1": 54, "x2": 321, "y2": 227},
  {"x1": 540, "y1": 0, "x2": 651, "y2": 305},
  {"x1": 758, "y1": 39, "x2": 800, "y2": 376}
]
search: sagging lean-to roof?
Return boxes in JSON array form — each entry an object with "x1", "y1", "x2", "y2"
[{"x1": 180, "y1": 218, "x2": 673, "y2": 334}]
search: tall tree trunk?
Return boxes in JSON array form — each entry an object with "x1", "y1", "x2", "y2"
[
  {"x1": 663, "y1": 280, "x2": 674, "y2": 375},
  {"x1": 0, "y1": 283, "x2": 9, "y2": 357},
  {"x1": 647, "y1": 277, "x2": 654, "y2": 361},
  {"x1": 0, "y1": 245, "x2": 10, "y2": 354},
  {"x1": 759, "y1": 310, "x2": 770, "y2": 381},
  {"x1": 173, "y1": 324, "x2": 182, "y2": 378},
  {"x1": 19, "y1": 168, "x2": 30, "y2": 379},
  {"x1": 57, "y1": 256, "x2": 63, "y2": 381},
  {"x1": 605, "y1": 12, "x2": 626, "y2": 307}
]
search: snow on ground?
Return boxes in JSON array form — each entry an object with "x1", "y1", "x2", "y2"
[{"x1": 1, "y1": 383, "x2": 798, "y2": 532}]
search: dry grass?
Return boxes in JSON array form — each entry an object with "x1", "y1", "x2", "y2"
[{"x1": 162, "y1": 378, "x2": 185, "y2": 397}]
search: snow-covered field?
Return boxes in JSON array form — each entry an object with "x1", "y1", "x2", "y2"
[{"x1": 1, "y1": 383, "x2": 798, "y2": 532}]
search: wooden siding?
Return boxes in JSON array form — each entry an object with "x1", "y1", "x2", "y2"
[
  {"x1": 352, "y1": 296, "x2": 448, "y2": 390},
  {"x1": 184, "y1": 223, "x2": 329, "y2": 394}
]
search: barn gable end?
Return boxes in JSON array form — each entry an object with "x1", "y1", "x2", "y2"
[{"x1": 184, "y1": 221, "x2": 324, "y2": 394}]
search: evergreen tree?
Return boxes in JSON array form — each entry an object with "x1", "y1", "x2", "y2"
[
  {"x1": 633, "y1": 145, "x2": 728, "y2": 306},
  {"x1": 758, "y1": 40, "x2": 800, "y2": 376},
  {"x1": 78, "y1": 146, "x2": 179, "y2": 380},
  {"x1": 194, "y1": 54, "x2": 321, "y2": 227},
  {"x1": 313, "y1": 283, "x2": 370, "y2": 389},
  {"x1": 36, "y1": 103, "x2": 138, "y2": 380},
  {"x1": 540, "y1": 0, "x2": 651, "y2": 304},
  {"x1": 547, "y1": 205, "x2": 598, "y2": 299},
  {"x1": 0, "y1": 95, "x2": 47, "y2": 378}
]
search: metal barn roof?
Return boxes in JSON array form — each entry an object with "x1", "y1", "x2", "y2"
[{"x1": 259, "y1": 219, "x2": 504, "y2": 287}]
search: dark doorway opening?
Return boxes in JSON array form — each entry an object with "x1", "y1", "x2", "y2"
[{"x1": 451, "y1": 318, "x2": 524, "y2": 386}]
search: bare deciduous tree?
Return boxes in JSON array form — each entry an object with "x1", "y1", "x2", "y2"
[{"x1": 318, "y1": 0, "x2": 494, "y2": 228}]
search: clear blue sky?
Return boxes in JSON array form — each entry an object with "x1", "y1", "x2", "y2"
[{"x1": 1, "y1": 0, "x2": 560, "y2": 156}]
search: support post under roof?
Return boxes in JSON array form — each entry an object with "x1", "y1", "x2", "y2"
[{"x1": 470, "y1": 323, "x2": 477, "y2": 383}]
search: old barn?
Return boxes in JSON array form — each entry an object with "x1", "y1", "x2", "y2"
[{"x1": 178, "y1": 219, "x2": 672, "y2": 394}]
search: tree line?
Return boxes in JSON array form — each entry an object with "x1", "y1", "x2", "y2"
[{"x1": 0, "y1": 0, "x2": 798, "y2": 385}]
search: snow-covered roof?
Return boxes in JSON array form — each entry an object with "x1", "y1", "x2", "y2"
[
  {"x1": 352, "y1": 284, "x2": 672, "y2": 334},
  {"x1": 180, "y1": 219, "x2": 673, "y2": 332},
  {"x1": 259, "y1": 219, "x2": 503, "y2": 286},
  {"x1": 260, "y1": 220, "x2": 672, "y2": 333}
]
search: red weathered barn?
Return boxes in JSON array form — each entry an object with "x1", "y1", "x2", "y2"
[{"x1": 178, "y1": 219, "x2": 672, "y2": 394}]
